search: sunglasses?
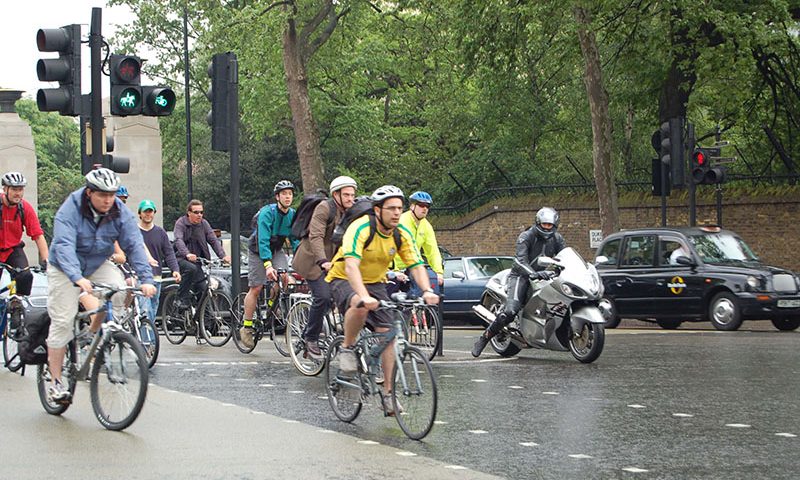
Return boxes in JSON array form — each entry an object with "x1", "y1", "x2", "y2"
[
  {"x1": 416, "y1": 203, "x2": 431, "y2": 209},
  {"x1": 190, "y1": 210, "x2": 204, "y2": 215}
]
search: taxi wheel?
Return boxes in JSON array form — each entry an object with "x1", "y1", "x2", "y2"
[
  {"x1": 770, "y1": 317, "x2": 800, "y2": 331},
  {"x1": 708, "y1": 292, "x2": 743, "y2": 331}
]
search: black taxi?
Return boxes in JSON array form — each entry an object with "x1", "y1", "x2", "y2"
[{"x1": 594, "y1": 226, "x2": 800, "y2": 331}]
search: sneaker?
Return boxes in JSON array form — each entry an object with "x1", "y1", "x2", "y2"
[
  {"x1": 337, "y1": 347, "x2": 357, "y2": 377},
  {"x1": 375, "y1": 368, "x2": 385, "y2": 385},
  {"x1": 382, "y1": 392, "x2": 404, "y2": 416},
  {"x1": 239, "y1": 326, "x2": 255, "y2": 349},
  {"x1": 471, "y1": 333, "x2": 491, "y2": 358},
  {"x1": 48, "y1": 379, "x2": 71, "y2": 403},
  {"x1": 305, "y1": 340, "x2": 323, "y2": 360}
]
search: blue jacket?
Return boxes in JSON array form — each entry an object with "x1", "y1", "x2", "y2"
[
  {"x1": 49, "y1": 188, "x2": 154, "y2": 285},
  {"x1": 249, "y1": 204, "x2": 299, "y2": 261}
]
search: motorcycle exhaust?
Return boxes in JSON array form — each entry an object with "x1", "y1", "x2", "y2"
[{"x1": 472, "y1": 304, "x2": 497, "y2": 325}]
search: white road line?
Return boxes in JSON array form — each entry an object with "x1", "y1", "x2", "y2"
[
  {"x1": 434, "y1": 420, "x2": 448, "y2": 425},
  {"x1": 259, "y1": 384, "x2": 274, "y2": 387},
  {"x1": 235, "y1": 378, "x2": 248, "y2": 382},
  {"x1": 440, "y1": 374, "x2": 454, "y2": 378},
  {"x1": 468, "y1": 430, "x2": 488, "y2": 434},
  {"x1": 471, "y1": 379, "x2": 488, "y2": 383},
  {"x1": 183, "y1": 368, "x2": 196, "y2": 372},
  {"x1": 250, "y1": 410, "x2": 266, "y2": 415},
  {"x1": 317, "y1": 429, "x2": 336, "y2": 433},
  {"x1": 508, "y1": 385, "x2": 524, "y2": 389},
  {"x1": 357, "y1": 440, "x2": 380, "y2": 445},
  {"x1": 775, "y1": 433, "x2": 797, "y2": 438},
  {"x1": 627, "y1": 404, "x2": 646, "y2": 409},
  {"x1": 289, "y1": 390, "x2": 305, "y2": 394},
  {"x1": 221, "y1": 403, "x2": 235, "y2": 407},
  {"x1": 725, "y1": 423, "x2": 751, "y2": 428},
  {"x1": 396, "y1": 451, "x2": 418, "y2": 457},
  {"x1": 207, "y1": 373, "x2": 220, "y2": 377},
  {"x1": 190, "y1": 395, "x2": 206, "y2": 400},
  {"x1": 283, "y1": 419, "x2": 300, "y2": 424},
  {"x1": 434, "y1": 357, "x2": 514, "y2": 364},
  {"x1": 542, "y1": 391, "x2": 559, "y2": 395},
  {"x1": 673, "y1": 413, "x2": 694, "y2": 418},
  {"x1": 622, "y1": 467, "x2": 649, "y2": 473},
  {"x1": 568, "y1": 454, "x2": 593, "y2": 459},
  {"x1": 444, "y1": 465, "x2": 468, "y2": 470},
  {"x1": 519, "y1": 442, "x2": 539, "y2": 447}
]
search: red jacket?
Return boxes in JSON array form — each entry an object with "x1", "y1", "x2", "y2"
[{"x1": 0, "y1": 195, "x2": 44, "y2": 262}]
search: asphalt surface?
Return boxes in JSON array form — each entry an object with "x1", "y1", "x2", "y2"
[{"x1": 3, "y1": 320, "x2": 798, "y2": 479}]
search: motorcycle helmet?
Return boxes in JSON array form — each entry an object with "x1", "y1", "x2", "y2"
[{"x1": 534, "y1": 207, "x2": 559, "y2": 239}]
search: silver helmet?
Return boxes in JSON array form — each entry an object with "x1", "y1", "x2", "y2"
[
  {"x1": 534, "y1": 207, "x2": 559, "y2": 239},
  {"x1": 85, "y1": 168, "x2": 121, "y2": 192},
  {"x1": 1, "y1": 172, "x2": 27, "y2": 187}
]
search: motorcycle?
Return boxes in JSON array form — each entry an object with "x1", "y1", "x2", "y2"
[{"x1": 472, "y1": 247, "x2": 609, "y2": 363}]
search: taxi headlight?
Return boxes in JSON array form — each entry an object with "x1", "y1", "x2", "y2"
[{"x1": 746, "y1": 276, "x2": 760, "y2": 291}]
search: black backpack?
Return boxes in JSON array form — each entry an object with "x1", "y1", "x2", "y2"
[
  {"x1": 0, "y1": 198, "x2": 25, "y2": 227},
  {"x1": 17, "y1": 309, "x2": 50, "y2": 365},
  {"x1": 290, "y1": 192, "x2": 336, "y2": 240},
  {"x1": 331, "y1": 196, "x2": 402, "y2": 254}
]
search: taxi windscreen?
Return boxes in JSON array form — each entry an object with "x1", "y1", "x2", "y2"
[{"x1": 688, "y1": 233, "x2": 759, "y2": 264}]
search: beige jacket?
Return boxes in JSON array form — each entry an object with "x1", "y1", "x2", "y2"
[{"x1": 291, "y1": 199, "x2": 343, "y2": 281}]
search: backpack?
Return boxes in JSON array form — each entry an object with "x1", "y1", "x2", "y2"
[
  {"x1": 17, "y1": 309, "x2": 50, "y2": 365},
  {"x1": 290, "y1": 192, "x2": 336, "y2": 240},
  {"x1": 331, "y1": 196, "x2": 402, "y2": 254}
]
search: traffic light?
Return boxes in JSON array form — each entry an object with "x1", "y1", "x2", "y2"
[
  {"x1": 142, "y1": 86, "x2": 176, "y2": 116},
  {"x1": 109, "y1": 54, "x2": 142, "y2": 116},
  {"x1": 659, "y1": 117, "x2": 685, "y2": 187},
  {"x1": 36, "y1": 24, "x2": 82, "y2": 116},
  {"x1": 691, "y1": 147, "x2": 725, "y2": 184},
  {"x1": 206, "y1": 53, "x2": 234, "y2": 152},
  {"x1": 651, "y1": 158, "x2": 671, "y2": 196}
]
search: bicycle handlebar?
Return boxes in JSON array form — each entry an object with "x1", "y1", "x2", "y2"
[{"x1": 0, "y1": 262, "x2": 44, "y2": 274}]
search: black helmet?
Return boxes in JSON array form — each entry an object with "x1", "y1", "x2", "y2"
[
  {"x1": 274, "y1": 180, "x2": 295, "y2": 195},
  {"x1": 534, "y1": 207, "x2": 559, "y2": 239}
]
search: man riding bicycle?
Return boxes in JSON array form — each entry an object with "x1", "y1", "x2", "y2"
[
  {"x1": 239, "y1": 180, "x2": 300, "y2": 349},
  {"x1": 392, "y1": 191, "x2": 444, "y2": 296},
  {"x1": 292, "y1": 175, "x2": 357, "y2": 358},
  {"x1": 325, "y1": 185, "x2": 439, "y2": 415},
  {"x1": 46, "y1": 168, "x2": 156, "y2": 402},
  {"x1": 173, "y1": 199, "x2": 231, "y2": 310},
  {"x1": 138, "y1": 199, "x2": 181, "y2": 322},
  {"x1": 0, "y1": 171, "x2": 48, "y2": 300}
]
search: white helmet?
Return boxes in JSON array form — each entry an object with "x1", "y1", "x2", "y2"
[
  {"x1": 85, "y1": 168, "x2": 122, "y2": 192},
  {"x1": 329, "y1": 175, "x2": 357, "y2": 194},
  {"x1": 370, "y1": 185, "x2": 404, "y2": 205},
  {"x1": 1, "y1": 172, "x2": 27, "y2": 187}
]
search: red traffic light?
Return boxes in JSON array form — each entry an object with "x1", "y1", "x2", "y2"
[
  {"x1": 117, "y1": 58, "x2": 140, "y2": 82},
  {"x1": 694, "y1": 151, "x2": 706, "y2": 166}
]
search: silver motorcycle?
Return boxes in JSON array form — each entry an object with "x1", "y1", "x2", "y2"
[{"x1": 472, "y1": 247, "x2": 609, "y2": 363}]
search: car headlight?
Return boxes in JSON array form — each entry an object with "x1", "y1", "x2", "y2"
[{"x1": 746, "y1": 276, "x2": 759, "y2": 289}]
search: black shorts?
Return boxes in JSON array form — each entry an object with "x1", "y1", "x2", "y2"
[{"x1": 329, "y1": 279, "x2": 394, "y2": 329}]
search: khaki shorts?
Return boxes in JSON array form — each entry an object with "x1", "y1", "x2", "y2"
[{"x1": 247, "y1": 249, "x2": 289, "y2": 287}]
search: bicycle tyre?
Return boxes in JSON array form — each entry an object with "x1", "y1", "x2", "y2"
[
  {"x1": 270, "y1": 302, "x2": 290, "y2": 357},
  {"x1": 161, "y1": 289, "x2": 187, "y2": 345},
  {"x1": 405, "y1": 305, "x2": 442, "y2": 362},
  {"x1": 325, "y1": 336, "x2": 363, "y2": 422},
  {"x1": 287, "y1": 300, "x2": 325, "y2": 377},
  {"x1": 3, "y1": 310, "x2": 23, "y2": 372},
  {"x1": 231, "y1": 292, "x2": 258, "y2": 354},
  {"x1": 36, "y1": 342, "x2": 78, "y2": 416},
  {"x1": 139, "y1": 316, "x2": 160, "y2": 368},
  {"x1": 392, "y1": 346, "x2": 438, "y2": 440},
  {"x1": 90, "y1": 331, "x2": 148, "y2": 431},
  {"x1": 199, "y1": 290, "x2": 233, "y2": 347}
]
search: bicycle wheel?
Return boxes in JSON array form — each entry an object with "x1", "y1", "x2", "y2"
[
  {"x1": 199, "y1": 290, "x2": 233, "y2": 347},
  {"x1": 90, "y1": 331, "x2": 148, "y2": 431},
  {"x1": 139, "y1": 316, "x2": 160, "y2": 368},
  {"x1": 3, "y1": 310, "x2": 23, "y2": 372},
  {"x1": 392, "y1": 345, "x2": 438, "y2": 440},
  {"x1": 160, "y1": 289, "x2": 187, "y2": 345},
  {"x1": 270, "y1": 301, "x2": 290, "y2": 357},
  {"x1": 405, "y1": 305, "x2": 442, "y2": 361},
  {"x1": 325, "y1": 336, "x2": 363, "y2": 422},
  {"x1": 287, "y1": 300, "x2": 325, "y2": 376},
  {"x1": 231, "y1": 292, "x2": 258, "y2": 354},
  {"x1": 36, "y1": 342, "x2": 78, "y2": 415}
]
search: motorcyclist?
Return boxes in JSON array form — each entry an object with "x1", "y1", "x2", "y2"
[{"x1": 472, "y1": 207, "x2": 566, "y2": 357}]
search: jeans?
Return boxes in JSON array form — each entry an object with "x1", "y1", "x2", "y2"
[
  {"x1": 407, "y1": 266, "x2": 440, "y2": 297},
  {"x1": 303, "y1": 276, "x2": 332, "y2": 342},
  {"x1": 138, "y1": 280, "x2": 163, "y2": 322},
  {"x1": 178, "y1": 259, "x2": 204, "y2": 304}
]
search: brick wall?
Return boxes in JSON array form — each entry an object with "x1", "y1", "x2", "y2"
[{"x1": 433, "y1": 195, "x2": 800, "y2": 272}]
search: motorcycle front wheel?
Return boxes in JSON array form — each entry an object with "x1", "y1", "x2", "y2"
[{"x1": 569, "y1": 322, "x2": 605, "y2": 363}]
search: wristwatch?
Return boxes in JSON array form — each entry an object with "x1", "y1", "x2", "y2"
[{"x1": 423, "y1": 288, "x2": 435, "y2": 294}]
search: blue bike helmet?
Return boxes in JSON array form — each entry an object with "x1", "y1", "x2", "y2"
[
  {"x1": 409, "y1": 191, "x2": 432, "y2": 205},
  {"x1": 116, "y1": 185, "x2": 129, "y2": 198}
]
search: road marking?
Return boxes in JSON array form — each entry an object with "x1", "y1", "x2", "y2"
[
  {"x1": 471, "y1": 379, "x2": 488, "y2": 383},
  {"x1": 283, "y1": 419, "x2": 300, "y2": 424},
  {"x1": 440, "y1": 374, "x2": 454, "y2": 378},
  {"x1": 434, "y1": 420, "x2": 448, "y2": 425},
  {"x1": 396, "y1": 451, "x2": 417, "y2": 457},
  {"x1": 519, "y1": 442, "x2": 539, "y2": 447},
  {"x1": 235, "y1": 378, "x2": 248, "y2": 382},
  {"x1": 183, "y1": 368, "x2": 196, "y2": 372},
  {"x1": 725, "y1": 423, "x2": 751, "y2": 428},
  {"x1": 357, "y1": 440, "x2": 380, "y2": 445},
  {"x1": 289, "y1": 390, "x2": 305, "y2": 394},
  {"x1": 775, "y1": 433, "x2": 797, "y2": 438},
  {"x1": 627, "y1": 404, "x2": 646, "y2": 409},
  {"x1": 259, "y1": 384, "x2": 274, "y2": 387},
  {"x1": 568, "y1": 454, "x2": 593, "y2": 459},
  {"x1": 622, "y1": 467, "x2": 649, "y2": 473},
  {"x1": 444, "y1": 465, "x2": 468, "y2": 470},
  {"x1": 434, "y1": 357, "x2": 514, "y2": 364},
  {"x1": 542, "y1": 391, "x2": 559, "y2": 395},
  {"x1": 673, "y1": 413, "x2": 694, "y2": 418},
  {"x1": 250, "y1": 410, "x2": 266, "y2": 415},
  {"x1": 509, "y1": 385, "x2": 524, "y2": 389},
  {"x1": 318, "y1": 396, "x2": 328, "y2": 400},
  {"x1": 190, "y1": 395, "x2": 207, "y2": 400},
  {"x1": 207, "y1": 373, "x2": 220, "y2": 377},
  {"x1": 317, "y1": 429, "x2": 336, "y2": 433},
  {"x1": 468, "y1": 430, "x2": 488, "y2": 434},
  {"x1": 270, "y1": 360, "x2": 291, "y2": 365}
]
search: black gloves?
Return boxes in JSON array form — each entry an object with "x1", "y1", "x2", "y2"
[
  {"x1": 39, "y1": 259, "x2": 48, "y2": 270},
  {"x1": 530, "y1": 270, "x2": 555, "y2": 281}
]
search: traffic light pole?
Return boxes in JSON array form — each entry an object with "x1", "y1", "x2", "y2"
[
  {"x1": 89, "y1": 8, "x2": 103, "y2": 168},
  {"x1": 228, "y1": 54, "x2": 241, "y2": 298},
  {"x1": 687, "y1": 123, "x2": 697, "y2": 226}
]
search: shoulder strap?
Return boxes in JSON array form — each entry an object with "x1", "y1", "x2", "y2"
[
  {"x1": 0, "y1": 199, "x2": 25, "y2": 227},
  {"x1": 326, "y1": 198, "x2": 337, "y2": 226},
  {"x1": 362, "y1": 216, "x2": 403, "y2": 251}
]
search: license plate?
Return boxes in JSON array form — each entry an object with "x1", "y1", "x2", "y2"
[{"x1": 777, "y1": 299, "x2": 800, "y2": 308}]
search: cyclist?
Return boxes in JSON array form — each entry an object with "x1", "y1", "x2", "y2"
[
  {"x1": 325, "y1": 185, "x2": 438, "y2": 415},
  {"x1": 239, "y1": 180, "x2": 300, "y2": 349},
  {"x1": 173, "y1": 200, "x2": 230, "y2": 310},
  {"x1": 46, "y1": 168, "x2": 156, "y2": 402},
  {"x1": 115, "y1": 185, "x2": 129, "y2": 204},
  {"x1": 392, "y1": 191, "x2": 444, "y2": 296},
  {"x1": 138, "y1": 199, "x2": 181, "y2": 322},
  {"x1": 0, "y1": 172, "x2": 48, "y2": 303},
  {"x1": 472, "y1": 206, "x2": 565, "y2": 357},
  {"x1": 292, "y1": 175, "x2": 357, "y2": 358}
]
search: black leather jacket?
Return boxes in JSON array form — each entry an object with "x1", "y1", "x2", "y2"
[{"x1": 511, "y1": 227, "x2": 567, "y2": 275}]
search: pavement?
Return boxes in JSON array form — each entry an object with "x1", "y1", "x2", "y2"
[{"x1": 0, "y1": 368, "x2": 501, "y2": 480}]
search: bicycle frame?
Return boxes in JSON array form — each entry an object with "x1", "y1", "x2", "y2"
[{"x1": 73, "y1": 293, "x2": 130, "y2": 381}]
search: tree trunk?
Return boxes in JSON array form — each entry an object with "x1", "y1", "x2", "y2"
[
  {"x1": 659, "y1": 9, "x2": 698, "y2": 122},
  {"x1": 282, "y1": 19, "x2": 325, "y2": 193},
  {"x1": 574, "y1": 6, "x2": 619, "y2": 236}
]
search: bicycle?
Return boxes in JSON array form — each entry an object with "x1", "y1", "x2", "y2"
[
  {"x1": 325, "y1": 293, "x2": 438, "y2": 440},
  {"x1": 160, "y1": 258, "x2": 233, "y2": 347},
  {"x1": 387, "y1": 279, "x2": 444, "y2": 361},
  {"x1": 1, "y1": 263, "x2": 42, "y2": 373},
  {"x1": 36, "y1": 283, "x2": 149, "y2": 431},
  {"x1": 116, "y1": 266, "x2": 160, "y2": 368},
  {"x1": 231, "y1": 268, "x2": 306, "y2": 356},
  {"x1": 285, "y1": 295, "x2": 342, "y2": 376}
]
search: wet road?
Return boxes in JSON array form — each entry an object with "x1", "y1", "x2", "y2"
[{"x1": 149, "y1": 324, "x2": 800, "y2": 479}]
